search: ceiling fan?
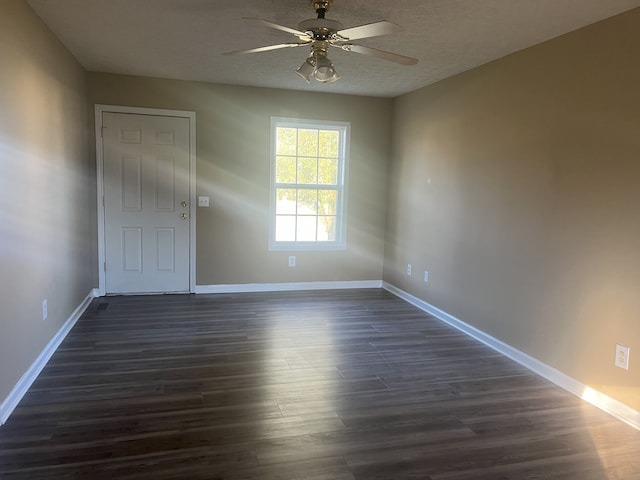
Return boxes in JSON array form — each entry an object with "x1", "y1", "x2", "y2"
[{"x1": 223, "y1": 0, "x2": 418, "y2": 84}]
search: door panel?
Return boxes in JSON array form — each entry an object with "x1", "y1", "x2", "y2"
[
  {"x1": 103, "y1": 112, "x2": 190, "y2": 294},
  {"x1": 121, "y1": 155, "x2": 142, "y2": 211},
  {"x1": 155, "y1": 228, "x2": 176, "y2": 271}
]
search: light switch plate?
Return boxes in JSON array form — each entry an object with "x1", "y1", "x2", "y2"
[{"x1": 198, "y1": 196, "x2": 210, "y2": 207}]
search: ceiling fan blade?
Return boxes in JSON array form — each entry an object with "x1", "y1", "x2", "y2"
[
  {"x1": 242, "y1": 17, "x2": 310, "y2": 39},
  {"x1": 223, "y1": 43, "x2": 310, "y2": 56},
  {"x1": 337, "y1": 21, "x2": 400, "y2": 41},
  {"x1": 340, "y1": 44, "x2": 418, "y2": 65}
]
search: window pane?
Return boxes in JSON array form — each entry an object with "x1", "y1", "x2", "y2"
[
  {"x1": 297, "y1": 157, "x2": 317, "y2": 184},
  {"x1": 318, "y1": 216, "x2": 337, "y2": 241},
  {"x1": 297, "y1": 189, "x2": 317, "y2": 215},
  {"x1": 276, "y1": 128, "x2": 297, "y2": 155},
  {"x1": 276, "y1": 156, "x2": 296, "y2": 183},
  {"x1": 318, "y1": 158, "x2": 337, "y2": 185},
  {"x1": 276, "y1": 189, "x2": 296, "y2": 214},
  {"x1": 275, "y1": 216, "x2": 296, "y2": 241},
  {"x1": 297, "y1": 216, "x2": 317, "y2": 241},
  {"x1": 318, "y1": 190, "x2": 337, "y2": 215},
  {"x1": 319, "y1": 130, "x2": 339, "y2": 158},
  {"x1": 298, "y1": 129, "x2": 318, "y2": 157}
]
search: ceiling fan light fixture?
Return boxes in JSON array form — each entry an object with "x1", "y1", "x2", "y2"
[
  {"x1": 314, "y1": 63, "x2": 340, "y2": 83},
  {"x1": 311, "y1": 50, "x2": 340, "y2": 83},
  {"x1": 296, "y1": 57, "x2": 316, "y2": 83}
]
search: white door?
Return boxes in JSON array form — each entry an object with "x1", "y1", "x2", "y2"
[{"x1": 102, "y1": 112, "x2": 191, "y2": 294}]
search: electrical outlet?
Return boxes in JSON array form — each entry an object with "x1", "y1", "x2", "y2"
[
  {"x1": 288, "y1": 256, "x2": 296, "y2": 267},
  {"x1": 615, "y1": 344, "x2": 630, "y2": 370},
  {"x1": 42, "y1": 299, "x2": 47, "y2": 320},
  {"x1": 407, "y1": 264, "x2": 412, "y2": 276},
  {"x1": 424, "y1": 271, "x2": 429, "y2": 283}
]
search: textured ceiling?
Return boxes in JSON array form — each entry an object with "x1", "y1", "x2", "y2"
[{"x1": 26, "y1": 0, "x2": 640, "y2": 98}]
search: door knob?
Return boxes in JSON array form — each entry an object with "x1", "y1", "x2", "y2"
[
  {"x1": 180, "y1": 213, "x2": 189, "y2": 220},
  {"x1": 181, "y1": 201, "x2": 188, "y2": 207}
]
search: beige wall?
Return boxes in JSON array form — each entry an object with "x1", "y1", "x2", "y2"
[
  {"x1": 88, "y1": 75, "x2": 392, "y2": 286},
  {"x1": 385, "y1": 9, "x2": 640, "y2": 410},
  {"x1": 0, "y1": 1, "x2": 93, "y2": 403}
]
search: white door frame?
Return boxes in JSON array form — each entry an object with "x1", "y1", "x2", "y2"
[{"x1": 95, "y1": 104, "x2": 197, "y2": 296}]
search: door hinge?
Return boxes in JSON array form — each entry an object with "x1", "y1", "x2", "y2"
[
  {"x1": 101, "y1": 126, "x2": 106, "y2": 138},
  {"x1": 103, "y1": 262, "x2": 106, "y2": 272}
]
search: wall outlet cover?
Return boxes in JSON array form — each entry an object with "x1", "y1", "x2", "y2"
[{"x1": 615, "y1": 344, "x2": 630, "y2": 370}]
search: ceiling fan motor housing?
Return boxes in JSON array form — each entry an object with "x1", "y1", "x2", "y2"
[{"x1": 298, "y1": 18, "x2": 345, "y2": 40}]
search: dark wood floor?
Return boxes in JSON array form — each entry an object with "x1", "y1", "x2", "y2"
[{"x1": 1, "y1": 289, "x2": 639, "y2": 479}]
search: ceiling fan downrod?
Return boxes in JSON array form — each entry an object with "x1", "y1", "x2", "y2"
[{"x1": 312, "y1": 0, "x2": 331, "y2": 18}]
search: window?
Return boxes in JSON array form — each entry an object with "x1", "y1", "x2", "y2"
[{"x1": 270, "y1": 117, "x2": 349, "y2": 250}]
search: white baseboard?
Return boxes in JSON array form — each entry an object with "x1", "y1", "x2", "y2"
[
  {"x1": 195, "y1": 280, "x2": 383, "y2": 294},
  {"x1": 0, "y1": 290, "x2": 98, "y2": 425},
  {"x1": 382, "y1": 282, "x2": 640, "y2": 432}
]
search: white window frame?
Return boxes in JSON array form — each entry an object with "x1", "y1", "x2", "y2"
[{"x1": 269, "y1": 116, "x2": 349, "y2": 251}]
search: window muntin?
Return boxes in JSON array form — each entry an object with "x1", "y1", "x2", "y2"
[{"x1": 270, "y1": 118, "x2": 348, "y2": 250}]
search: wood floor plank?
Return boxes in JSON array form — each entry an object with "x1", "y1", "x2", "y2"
[{"x1": 0, "y1": 289, "x2": 639, "y2": 479}]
